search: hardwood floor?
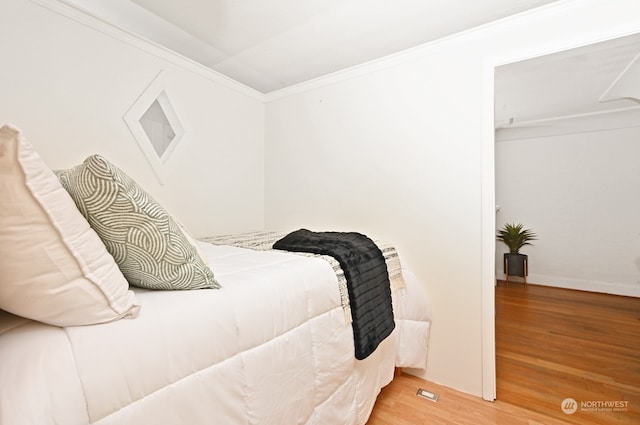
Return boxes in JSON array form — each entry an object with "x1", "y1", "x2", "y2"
[
  {"x1": 368, "y1": 282, "x2": 640, "y2": 424},
  {"x1": 495, "y1": 281, "x2": 640, "y2": 425},
  {"x1": 367, "y1": 373, "x2": 575, "y2": 425}
]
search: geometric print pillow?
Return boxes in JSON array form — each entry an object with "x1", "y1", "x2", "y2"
[{"x1": 55, "y1": 154, "x2": 220, "y2": 290}]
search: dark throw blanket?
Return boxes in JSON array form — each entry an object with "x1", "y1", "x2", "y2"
[{"x1": 273, "y1": 229, "x2": 395, "y2": 360}]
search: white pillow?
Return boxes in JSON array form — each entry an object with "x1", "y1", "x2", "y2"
[{"x1": 0, "y1": 124, "x2": 140, "y2": 326}]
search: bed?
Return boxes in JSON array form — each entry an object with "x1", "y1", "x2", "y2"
[{"x1": 0, "y1": 124, "x2": 431, "y2": 424}]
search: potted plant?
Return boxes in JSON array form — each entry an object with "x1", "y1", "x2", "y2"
[{"x1": 496, "y1": 222, "x2": 537, "y2": 283}]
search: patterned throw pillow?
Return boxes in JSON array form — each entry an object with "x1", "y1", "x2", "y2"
[
  {"x1": 56, "y1": 154, "x2": 219, "y2": 290},
  {"x1": 0, "y1": 124, "x2": 140, "y2": 326}
]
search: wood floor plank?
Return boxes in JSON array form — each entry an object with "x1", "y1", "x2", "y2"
[
  {"x1": 496, "y1": 282, "x2": 640, "y2": 425},
  {"x1": 367, "y1": 373, "x2": 575, "y2": 425},
  {"x1": 368, "y1": 282, "x2": 640, "y2": 424}
]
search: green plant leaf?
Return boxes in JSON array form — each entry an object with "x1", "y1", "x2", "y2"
[{"x1": 496, "y1": 222, "x2": 537, "y2": 254}]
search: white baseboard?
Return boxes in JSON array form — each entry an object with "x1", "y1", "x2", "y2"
[{"x1": 499, "y1": 272, "x2": 640, "y2": 298}]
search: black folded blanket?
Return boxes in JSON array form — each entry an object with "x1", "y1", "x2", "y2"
[{"x1": 273, "y1": 229, "x2": 395, "y2": 360}]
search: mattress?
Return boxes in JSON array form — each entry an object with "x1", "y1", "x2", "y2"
[{"x1": 0, "y1": 241, "x2": 431, "y2": 425}]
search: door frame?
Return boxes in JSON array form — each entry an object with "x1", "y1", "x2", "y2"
[{"x1": 480, "y1": 27, "x2": 640, "y2": 401}]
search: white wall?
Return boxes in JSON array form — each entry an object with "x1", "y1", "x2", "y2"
[
  {"x1": 5, "y1": 0, "x2": 640, "y2": 402},
  {"x1": 0, "y1": 0, "x2": 265, "y2": 237},
  {"x1": 496, "y1": 118, "x2": 640, "y2": 297},
  {"x1": 264, "y1": 0, "x2": 640, "y2": 397}
]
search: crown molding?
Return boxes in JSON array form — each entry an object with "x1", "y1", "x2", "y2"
[{"x1": 29, "y1": 0, "x2": 266, "y2": 102}]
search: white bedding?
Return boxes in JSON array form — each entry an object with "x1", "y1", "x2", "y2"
[{"x1": 0, "y1": 241, "x2": 431, "y2": 425}]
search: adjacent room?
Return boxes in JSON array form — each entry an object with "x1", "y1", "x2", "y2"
[
  {"x1": 494, "y1": 33, "x2": 640, "y2": 424},
  {"x1": 1, "y1": 0, "x2": 639, "y2": 424}
]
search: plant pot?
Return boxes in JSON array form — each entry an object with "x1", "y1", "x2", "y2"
[{"x1": 503, "y1": 253, "x2": 528, "y2": 278}]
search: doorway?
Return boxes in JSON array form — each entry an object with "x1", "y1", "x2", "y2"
[{"x1": 490, "y1": 32, "x2": 640, "y2": 417}]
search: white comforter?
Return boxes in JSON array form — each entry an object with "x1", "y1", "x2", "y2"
[{"x1": 0, "y1": 242, "x2": 431, "y2": 425}]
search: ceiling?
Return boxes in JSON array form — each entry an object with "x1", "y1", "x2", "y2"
[
  {"x1": 495, "y1": 32, "x2": 640, "y2": 127},
  {"x1": 66, "y1": 0, "x2": 561, "y2": 93},
  {"x1": 62, "y1": 0, "x2": 640, "y2": 126}
]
